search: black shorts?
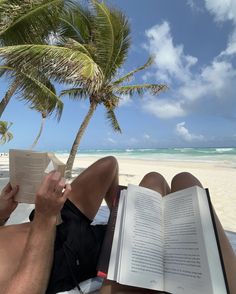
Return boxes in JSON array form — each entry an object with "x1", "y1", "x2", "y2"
[{"x1": 29, "y1": 200, "x2": 107, "y2": 294}]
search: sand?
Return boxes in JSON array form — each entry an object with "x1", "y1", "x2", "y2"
[
  {"x1": 67, "y1": 155, "x2": 236, "y2": 233},
  {"x1": 0, "y1": 154, "x2": 236, "y2": 232}
]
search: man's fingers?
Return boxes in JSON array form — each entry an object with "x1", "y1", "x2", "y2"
[
  {"x1": 48, "y1": 171, "x2": 62, "y2": 192},
  {"x1": 54, "y1": 178, "x2": 66, "y2": 196},
  {"x1": 38, "y1": 171, "x2": 61, "y2": 195},
  {"x1": 3, "y1": 182, "x2": 12, "y2": 193},
  {"x1": 3, "y1": 185, "x2": 19, "y2": 199},
  {"x1": 61, "y1": 184, "x2": 71, "y2": 202}
]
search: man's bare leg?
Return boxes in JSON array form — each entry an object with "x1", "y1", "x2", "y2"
[
  {"x1": 100, "y1": 172, "x2": 170, "y2": 294},
  {"x1": 68, "y1": 156, "x2": 119, "y2": 220},
  {"x1": 171, "y1": 172, "x2": 236, "y2": 293}
]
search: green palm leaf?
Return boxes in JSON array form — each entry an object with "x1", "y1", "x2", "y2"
[
  {"x1": 108, "y1": 9, "x2": 130, "y2": 78},
  {"x1": 113, "y1": 57, "x2": 153, "y2": 85},
  {"x1": 15, "y1": 71, "x2": 64, "y2": 121},
  {"x1": 59, "y1": 3, "x2": 93, "y2": 44},
  {"x1": 0, "y1": 44, "x2": 103, "y2": 91},
  {"x1": 0, "y1": 0, "x2": 73, "y2": 45},
  {"x1": 115, "y1": 84, "x2": 168, "y2": 96},
  {"x1": 105, "y1": 108, "x2": 121, "y2": 133},
  {"x1": 0, "y1": 65, "x2": 63, "y2": 120},
  {"x1": 62, "y1": 38, "x2": 92, "y2": 56},
  {"x1": 92, "y1": 0, "x2": 115, "y2": 76},
  {"x1": 60, "y1": 87, "x2": 88, "y2": 100},
  {"x1": 0, "y1": 120, "x2": 13, "y2": 144}
]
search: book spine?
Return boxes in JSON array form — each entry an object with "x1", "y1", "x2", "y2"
[{"x1": 205, "y1": 189, "x2": 230, "y2": 294}]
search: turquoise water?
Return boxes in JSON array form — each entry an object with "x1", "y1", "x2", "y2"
[{"x1": 55, "y1": 147, "x2": 236, "y2": 164}]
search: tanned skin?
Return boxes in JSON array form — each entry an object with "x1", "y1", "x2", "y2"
[
  {"x1": 0, "y1": 156, "x2": 119, "y2": 294},
  {"x1": 0, "y1": 171, "x2": 71, "y2": 294}
]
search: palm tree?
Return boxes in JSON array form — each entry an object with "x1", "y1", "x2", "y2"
[
  {"x1": 0, "y1": 1, "x2": 168, "y2": 178},
  {"x1": 58, "y1": 1, "x2": 168, "y2": 177},
  {"x1": 0, "y1": 0, "x2": 72, "y2": 118},
  {"x1": 0, "y1": 0, "x2": 77, "y2": 146},
  {"x1": 0, "y1": 121, "x2": 13, "y2": 144}
]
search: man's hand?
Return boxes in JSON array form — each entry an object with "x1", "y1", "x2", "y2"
[
  {"x1": 0, "y1": 183, "x2": 19, "y2": 221},
  {"x1": 35, "y1": 171, "x2": 71, "y2": 222}
]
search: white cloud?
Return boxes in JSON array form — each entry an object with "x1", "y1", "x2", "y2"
[
  {"x1": 143, "y1": 19, "x2": 236, "y2": 119},
  {"x1": 176, "y1": 122, "x2": 204, "y2": 142},
  {"x1": 143, "y1": 98, "x2": 186, "y2": 119},
  {"x1": 205, "y1": 0, "x2": 236, "y2": 23},
  {"x1": 205, "y1": 0, "x2": 236, "y2": 57},
  {"x1": 187, "y1": 0, "x2": 204, "y2": 12},
  {"x1": 119, "y1": 94, "x2": 132, "y2": 107},
  {"x1": 220, "y1": 30, "x2": 236, "y2": 56},
  {"x1": 145, "y1": 22, "x2": 198, "y2": 84},
  {"x1": 179, "y1": 60, "x2": 236, "y2": 102}
]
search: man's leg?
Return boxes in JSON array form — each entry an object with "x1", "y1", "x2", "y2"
[
  {"x1": 68, "y1": 156, "x2": 119, "y2": 220},
  {"x1": 100, "y1": 172, "x2": 170, "y2": 294},
  {"x1": 171, "y1": 172, "x2": 236, "y2": 293}
]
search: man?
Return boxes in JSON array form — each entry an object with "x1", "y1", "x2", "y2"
[
  {"x1": 0, "y1": 156, "x2": 119, "y2": 293},
  {"x1": 0, "y1": 157, "x2": 235, "y2": 293}
]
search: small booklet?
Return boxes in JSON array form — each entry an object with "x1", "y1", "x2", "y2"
[
  {"x1": 100, "y1": 184, "x2": 229, "y2": 294},
  {"x1": 9, "y1": 149, "x2": 66, "y2": 204}
]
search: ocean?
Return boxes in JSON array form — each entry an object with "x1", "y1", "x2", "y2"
[{"x1": 55, "y1": 147, "x2": 236, "y2": 165}]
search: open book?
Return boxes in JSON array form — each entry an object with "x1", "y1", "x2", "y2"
[
  {"x1": 9, "y1": 149, "x2": 66, "y2": 204},
  {"x1": 100, "y1": 184, "x2": 229, "y2": 294}
]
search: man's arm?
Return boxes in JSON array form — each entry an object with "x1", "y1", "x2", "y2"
[
  {"x1": 0, "y1": 183, "x2": 18, "y2": 226},
  {"x1": 2, "y1": 171, "x2": 71, "y2": 294}
]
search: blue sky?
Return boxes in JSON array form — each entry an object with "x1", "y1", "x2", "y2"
[{"x1": 1, "y1": 0, "x2": 236, "y2": 152}]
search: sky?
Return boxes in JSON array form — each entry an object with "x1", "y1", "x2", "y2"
[{"x1": 1, "y1": 0, "x2": 236, "y2": 152}]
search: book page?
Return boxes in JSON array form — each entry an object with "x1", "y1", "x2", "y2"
[
  {"x1": 163, "y1": 186, "x2": 227, "y2": 294},
  {"x1": 117, "y1": 184, "x2": 164, "y2": 291},
  {"x1": 9, "y1": 149, "x2": 49, "y2": 204},
  {"x1": 47, "y1": 152, "x2": 66, "y2": 176}
]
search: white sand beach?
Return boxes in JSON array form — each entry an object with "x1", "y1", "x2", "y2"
[
  {"x1": 0, "y1": 154, "x2": 236, "y2": 233},
  {"x1": 62, "y1": 155, "x2": 236, "y2": 233}
]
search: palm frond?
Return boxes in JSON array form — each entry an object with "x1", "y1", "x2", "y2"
[
  {"x1": 62, "y1": 38, "x2": 91, "y2": 56},
  {"x1": 60, "y1": 87, "x2": 88, "y2": 100},
  {"x1": 102, "y1": 94, "x2": 120, "y2": 108},
  {"x1": 108, "y1": 8, "x2": 130, "y2": 78},
  {"x1": 113, "y1": 57, "x2": 153, "y2": 85},
  {"x1": 14, "y1": 70, "x2": 64, "y2": 121},
  {"x1": 115, "y1": 84, "x2": 168, "y2": 97},
  {"x1": 59, "y1": 2, "x2": 93, "y2": 44},
  {"x1": 0, "y1": 44, "x2": 103, "y2": 92},
  {"x1": 0, "y1": 65, "x2": 17, "y2": 79},
  {"x1": 0, "y1": 66, "x2": 7, "y2": 77},
  {"x1": 0, "y1": 0, "x2": 73, "y2": 45},
  {"x1": 92, "y1": 0, "x2": 115, "y2": 76},
  {"x1": 105, "y1": 108, "x2": 121, "y2": 133},
  {"x1": 0, "y1": 120, "x2": 13, "y2": 144}
]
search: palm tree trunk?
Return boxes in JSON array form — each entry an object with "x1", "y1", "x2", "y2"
[
  {"x1": 30, "y1": 114, "x2": 46, "y2": 150},
  {"x1": 0, "y1": 81, "x2": 18, "y2": 118},
  {"x1": 65, "y1": 101, "x2": 97, "y2": 179}
]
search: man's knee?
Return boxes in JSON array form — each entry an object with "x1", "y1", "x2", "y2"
[
  {"x1": 97, "y1": 156, "x2": 118, "y2": 178},
  {"x1": 141, "y1": 172, "x2": 165, "y2": 185},
  {"x1": 171, "y1": 172, "x2": 202, "y2": 191},
  {"x1": 172, "y1": 172, "x2": 193, "y2": 184},
  {"x1": 100, "y1": 156, "x2": 118, "y2": 170},
  {"x1": 139, "y1": 172, "x2": 169, "y2": 194}
]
